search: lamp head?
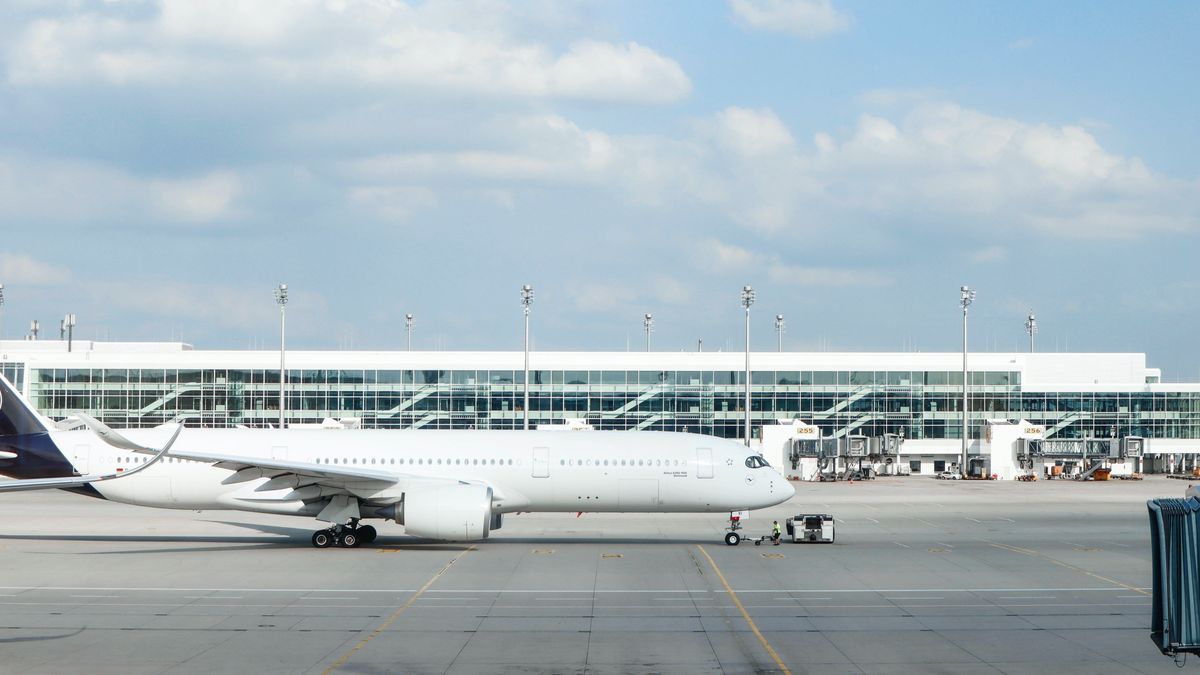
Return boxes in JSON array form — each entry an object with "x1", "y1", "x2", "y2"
[{"x1": 741, "y1": 285, "x2": 756, "y2": 308}]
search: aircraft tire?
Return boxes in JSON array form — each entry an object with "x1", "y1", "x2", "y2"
[
  {"x1": 724, "y1": 532, "x2": 740, "y2": 546},
  {"x1": 312, "y1": 530, "x2": 334, "y2": 548},
  {"x1": 340, "y1": 531, "x2": 359, "y2": 548},
  {"x1": 357, "y1": 525, "x2": 377, "y2": 544}
]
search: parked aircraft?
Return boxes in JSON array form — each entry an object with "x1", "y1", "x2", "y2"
[{"x1": 0, "y1": 375, "x2": 792, "y2": 547}]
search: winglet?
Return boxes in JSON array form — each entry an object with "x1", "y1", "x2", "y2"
[{"x1": 74, "y1": 413, "x2": 157, "y2": 453}]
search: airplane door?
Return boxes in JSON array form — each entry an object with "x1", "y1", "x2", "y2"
[
  {"x1": 71, "y1": 444, "x2": 91, "y2": 474},
  {"x1": 697, "y1": 448, "x2": 713, "y2": 479},
  {"x1": 532, "y1": 446, "x2": 550, "y2": 478}
]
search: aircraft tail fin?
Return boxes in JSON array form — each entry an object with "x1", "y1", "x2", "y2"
[{"x1": 0, "y1": 373, "x2": 48, "y2": 436}]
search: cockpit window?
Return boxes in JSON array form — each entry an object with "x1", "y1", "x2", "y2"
[{"x1": 745, "y1": 456, "x2": 770, "y2": 469}]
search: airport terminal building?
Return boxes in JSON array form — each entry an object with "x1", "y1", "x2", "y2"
[{"x1": 1, "y1": 340, "x2": 1197, "y2": 471}]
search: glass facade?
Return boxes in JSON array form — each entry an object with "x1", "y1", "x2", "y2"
[{"x1": 24, "y1": 365, "x2": 1200, "y2": 441}]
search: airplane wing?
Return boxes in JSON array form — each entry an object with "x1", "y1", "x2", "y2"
[{"x1": 161, "y1": 447, "x2": 472, "y2": 507}]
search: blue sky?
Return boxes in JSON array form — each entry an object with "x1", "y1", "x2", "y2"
[{"x1": 0, "y1": 0, "x2": 1197, "y2": 379}]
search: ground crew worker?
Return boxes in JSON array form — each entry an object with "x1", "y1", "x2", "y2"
[{"x1": 772, "y1": 520, "x2": 782, "y2": 545}]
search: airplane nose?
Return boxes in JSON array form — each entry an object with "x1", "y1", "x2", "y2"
[{"x1": 779, "y1": 475, "x2": 795, "y2": 499}]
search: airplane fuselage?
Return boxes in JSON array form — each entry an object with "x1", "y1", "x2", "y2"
[{"x1": 47, "y1": 428, "x2": 792, "y2": 517}]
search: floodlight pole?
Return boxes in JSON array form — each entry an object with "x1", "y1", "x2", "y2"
[
  {"x1": 1025, "y1": 312, "x2": 1037, "y2": 353},
  {"x1": 741, "y1": 285, "x2": 756, "y2": 447},
  {"x1": 0, "y1": 284, "x2": 5, "y2": 340},
  {"x1": 643, "y1": 313, "x2": 653, "y2": 352},
  {"x1": 275, "y1": 284, "x2": 288, "y2": 429},
  {"x1": 405, "y1": 313, "x2": 414, "y2": 351},
  {"x1": 775, "y1": 314, "x2": 785, "y2": 352},
  {"x1": 521, "y1": 284, "x2": 534, "y2": 431},
  {"x1": 64, "y1": 314, "x2": 76, "y2": 352},
  {"x1": 960, "y1": 285, "x2": 976, "y2": 476},
  {"x1": 29, "y1": 320, "x2": 38, "y2": 340}
]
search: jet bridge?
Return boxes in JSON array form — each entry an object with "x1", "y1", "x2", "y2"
[
  {"x1": 870, "y1": 433, "x2": 905, "y2": 476},
  {"x1": 1018, "y1": 436, "x2": 1143, "y2": 480},
  {"x1": 765, "y1": 420, "x2": 904, "y2": 481}
]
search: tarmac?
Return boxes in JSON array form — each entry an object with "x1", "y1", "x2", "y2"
[{"x1": 0, "y1": 476, "x2": 1192, "y2": 674}]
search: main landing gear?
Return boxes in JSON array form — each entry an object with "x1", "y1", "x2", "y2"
[{"x1": 311, "y1": 521, "x2": 378, "y2": 549}]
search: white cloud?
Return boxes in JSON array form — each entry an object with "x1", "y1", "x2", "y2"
[
  {"x1": 693, "y1": 239, "x2": 888, "y2": 288},
  {"x1": 767, "y1": 264, "x2": 888, "y2": 287},
  {"x1": 342, "y1": 100, "x2": 1197, "y2": 240},
  {"x1": 713, "y1": 107, "x2": 795, "y2": 157},
  {"x1": 652, "y1": 276, "x2": 692, "y2": 305},
  {"x1": 730, "y1": 0, "x2": 852, "y2": 38},
  {"x1": 696, "y1": 238, "x2": 766, "y2": 270},
  {"x1": 969, "y1": 246, "x2": 1008, "y2": 263},
  {"x1": 0, "y1": 156, "x2": 238, "y2": 226},
  {"x1": 349, "y1": 185, "x2": 437, "y2": 223},
  {"x1": 92, "y1": 279, "x2": 326, "y2": 332},
  {"x1": 805, "y1": 101, "x2": 1198, "y2": 238},
  {"x1": 6, "y1": 2, "x2": 691, "y2": 104},
  {"x1": 0, "y1": 252, "x2": 72, "y2": 286},
  {"x1": 150, "y1": 172, "x2": 239, "y2": 222}
]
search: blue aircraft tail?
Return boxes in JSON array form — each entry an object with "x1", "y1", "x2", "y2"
[
  {"x1": 0, "y1": 374, "x2": 90, "y2": 487},
  {"x1": 0, "y1": 373, "x2": 48, "y2": 437}
]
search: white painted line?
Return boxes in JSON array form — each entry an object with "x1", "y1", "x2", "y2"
[
  {"x1": 999, "y1": 596, "x2": 1051, "y2": 600},
  {"x1": 865, "y1": 517, "x2": 879, "y2": 524},
  {"x1": 893, "y1": 542, "x2": 911, "y2": 548},
  {"x1": 997, "y1": 518, "x2": 1015, "y2": 523},
  {"x1": 70, "y1": 595, "x2": 118, "y2": 598},
  {"x1": 885, "y1": 596, "x2": 943, "y2": 601},
  {"x1": 935, "y1": 542, "x2": 955, "y2": 549},
  {"x1": 184, "y1": 595, "x2": 243, "y2": 600},
  {"x1": 302, "y1": 596, "x2": 358, "y2": 601},
  {"x1": 0, "y1": 585, "x2": 1150, "y2": 595},
  {"x1": 965, "y1": 517, "x2": 983, "y2": 524}
]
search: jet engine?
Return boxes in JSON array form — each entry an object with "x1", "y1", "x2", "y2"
[{"x1": 390, "y1": 484, "x2": 496, "y2": 541}]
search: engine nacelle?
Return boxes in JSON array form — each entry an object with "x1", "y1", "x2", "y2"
[{"x1": 395, "y1": 484, "x2": 495, "y2": 541}]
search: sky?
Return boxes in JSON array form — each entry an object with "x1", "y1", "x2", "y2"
[{"x1": 0, "y1": 0, "x2": 1197, "y2": 379}]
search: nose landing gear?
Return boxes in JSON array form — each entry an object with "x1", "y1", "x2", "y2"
[{"x1": 724, "y1": 511, "x2": 744, "y2": 546}]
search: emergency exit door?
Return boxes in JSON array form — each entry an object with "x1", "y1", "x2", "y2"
[{"x1": 71, "y1": 444, "x2": 91, "y2": 474}]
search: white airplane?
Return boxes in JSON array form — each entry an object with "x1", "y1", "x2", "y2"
[{"x1": 0, "y1": 375, "x2": 793, "y2": 547}]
